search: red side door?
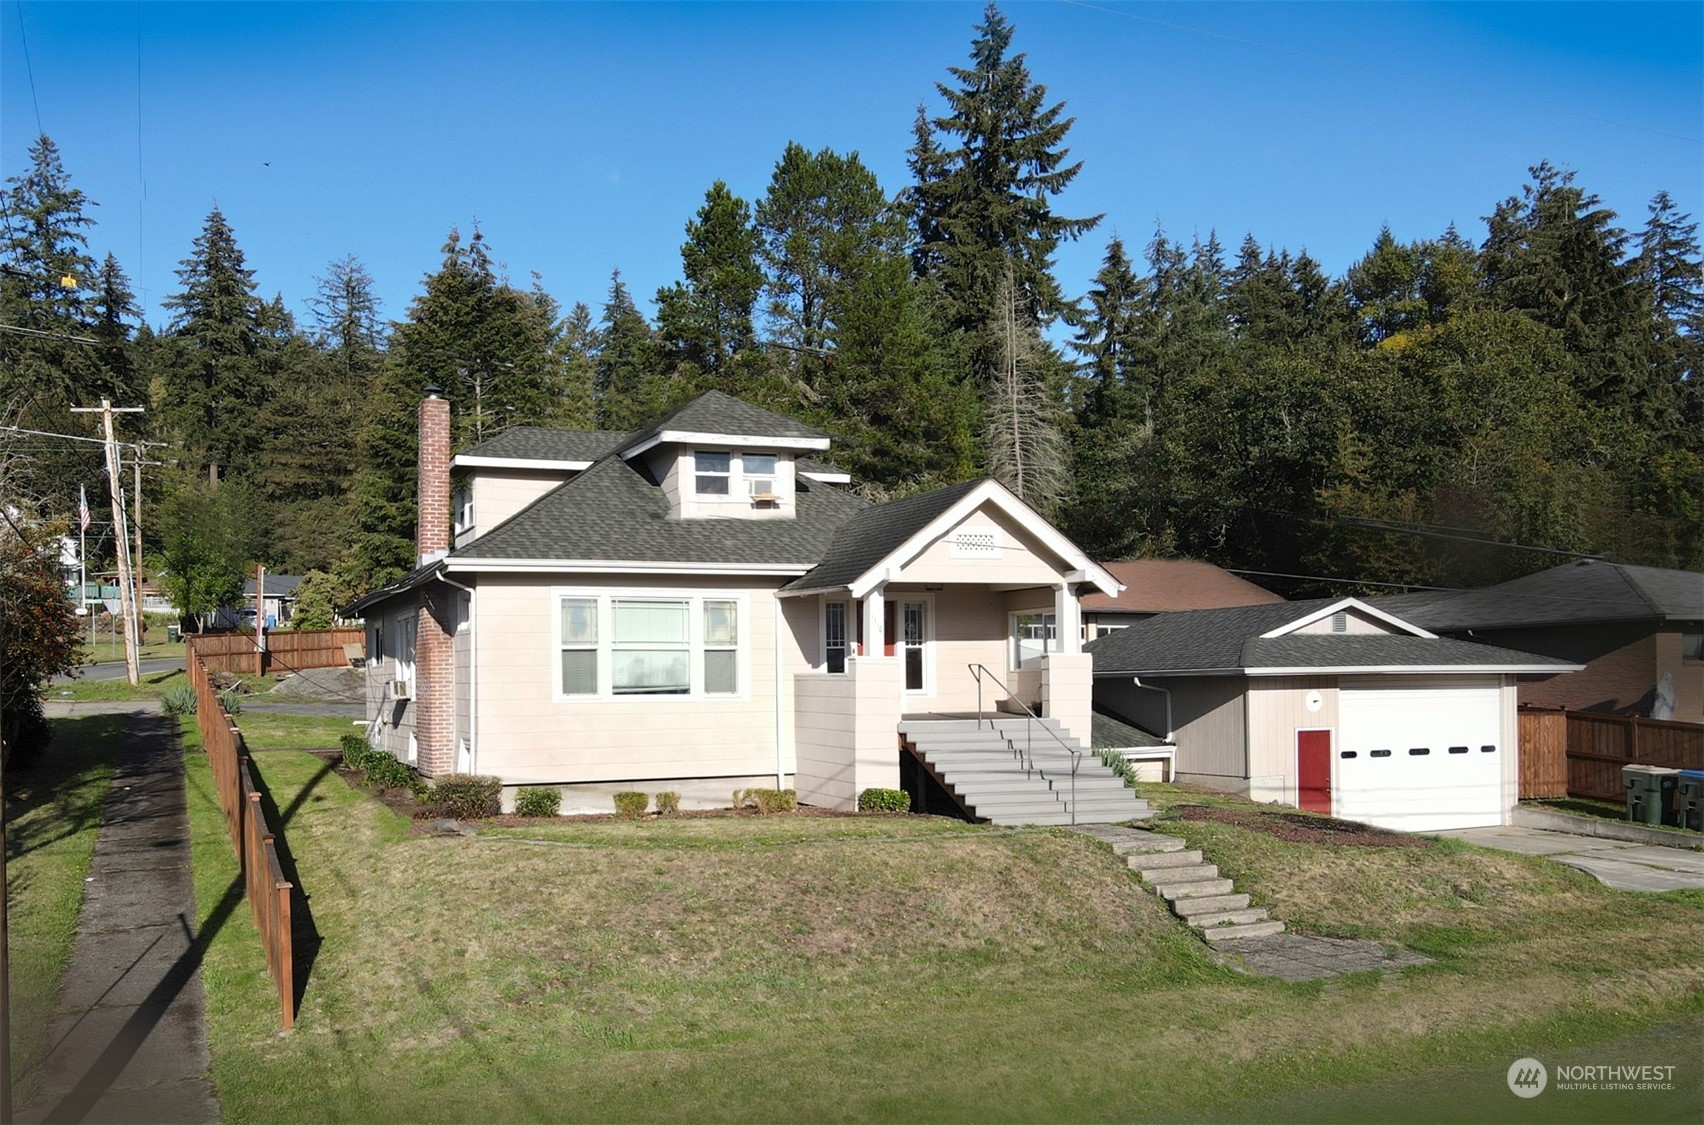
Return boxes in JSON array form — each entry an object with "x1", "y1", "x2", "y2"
[
  {"x1": 884, "y1": 601, "x2": 897, "y2": 657},
  {"x1": 1297, "y1": 729, "x2": 1333, "y2": 814}
]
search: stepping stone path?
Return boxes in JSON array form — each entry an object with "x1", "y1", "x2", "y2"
[{"x1": 1067, "y1": 823, "x2": 1284, "y2": 942}]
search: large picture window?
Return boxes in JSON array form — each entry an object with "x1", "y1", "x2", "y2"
[{"x1": 555, "y1": 590, "x2": 746, "y2": 699}]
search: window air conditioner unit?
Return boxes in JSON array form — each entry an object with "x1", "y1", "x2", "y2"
[{"x1": 392, "y1": 678, "x2": 413, "y2": 701}]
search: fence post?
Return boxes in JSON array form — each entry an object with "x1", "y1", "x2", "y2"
[{"x1": 1631, "y1": 717, "x2": 1641, "y2": 760}]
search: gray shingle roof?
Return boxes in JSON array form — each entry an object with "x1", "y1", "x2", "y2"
[
  {"x1": 458, "y1": 426, "x2": 631, "y2": 463},
  {"x1": 781, "y1": 480, "x2": 984, "y2": 592},
  {"x1": 621, "y1": 390, "x2": 829, "y2": 451},
  {"x1": 452, "y1": 454, "x2": 868, "y2": 566},
  {"x1": 1244, "y1": 634, "x2": 1576, "y2": 670},
  {"x1": 244, "y1": 574, "x2": 303, "y2": 597},
  {"x1": 1086, "y1": 598, "x2": 1574, "y2": 674},
  {"x1": 1091, "y1": 710, "x2": 1170, "y2": 749},
  {"x1": 1086, "y1": 599, "x2": 1342, "y2": 672},
  {"x1": 1377, "y1": 560, "x2": 1704, "y2": 631}
]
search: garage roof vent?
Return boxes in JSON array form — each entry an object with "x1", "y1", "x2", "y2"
[{"x1": 1331, "y1": 611, "x2": 1347, "y2": 633}]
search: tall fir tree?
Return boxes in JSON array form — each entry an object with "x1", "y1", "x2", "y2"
[
  {"x1": 906, "y1": 3, "x2": 1099, "y2": 358},
  {"x1": 158, "y1": 207, "x2": 267, "y2": 478},
  {"x1": 594, "y1": 270, "x2": 666, "y2": 429}
]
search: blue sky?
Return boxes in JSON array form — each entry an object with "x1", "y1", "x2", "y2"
[{"x1": 3, "y1": 2, "x2": 1700, "y2": 333}]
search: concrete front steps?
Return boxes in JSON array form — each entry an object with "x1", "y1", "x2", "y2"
[
  {"x1": 899, "y1": 717, "x2": 1151, "y2": 827},
  {"x1": 1071, "y1": 824, "x2": 1285, "y2": 943}
]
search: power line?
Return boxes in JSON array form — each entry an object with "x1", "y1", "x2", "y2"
[
  {"x1": 1060, "y1": 0, "x2": 1702, "y2": 147},
  {"x1": 1227, "y1": 569, "x2": 1452, "y2": 593},
  {"x1": 12, "y1": 0, "x2": 44, "y2": 138}
]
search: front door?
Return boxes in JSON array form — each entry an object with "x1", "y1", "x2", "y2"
[
  {"x1": 900, "y1": 600, "x2": 926, "y2": 693},
  {"x1": 1297, "y1": 729, "x2": 1332, "y2": 814}
]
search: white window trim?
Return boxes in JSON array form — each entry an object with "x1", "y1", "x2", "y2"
[
  {"x1": 394, "y1": 613, "x2": 417, "y2": 690},
  {"x1": 692, "y1": 450, "x2": 784, "y2": 505},
  {"x1": 897, "y1": 594, "x2": 935, "y2": 696},
  {"x1": 819, "y1": 597, "x2": 850, "y2": 675},
  {"x1": 550, "y1": 586, "x2": 751, "y2": 703}
]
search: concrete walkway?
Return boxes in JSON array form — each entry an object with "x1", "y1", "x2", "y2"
[
  {"x1": 23, "y1": 706, "x2": 221, "y2": 1124},
  {"x1": 1441, "y1": 825, "x2": 1704, "y2": 892}
]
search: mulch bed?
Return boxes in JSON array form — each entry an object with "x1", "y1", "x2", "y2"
[{"x1": 1171, "y1": 804, "x2": 1430, "y2": 847}]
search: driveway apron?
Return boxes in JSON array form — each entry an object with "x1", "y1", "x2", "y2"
[{"x1": 23, "y1": 707, "x2": 221, "y2": 1124}]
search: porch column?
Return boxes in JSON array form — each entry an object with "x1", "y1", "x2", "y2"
[
  {"x1": 865, "y1": 583, "x2": 886, "y2": 655},
  {"x1": 1055, "y1": 581, "x2": 1083, "y2": 655}
]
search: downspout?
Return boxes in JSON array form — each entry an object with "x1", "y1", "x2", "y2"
[
  {"x1": 773, "y1": 595, "x2": 786, "y2": 789},
  {"x1": 1132, "y1": 676, "x2": 1173, "y2": 742},
  {"x1": 437, "y1": 570, "x2": 477, "y2": 775}
]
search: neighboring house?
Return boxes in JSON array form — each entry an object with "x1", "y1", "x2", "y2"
[
  {"x1": 1377, "y1": 560, "x2": 1704, "y2": 724},
  {"x1": 350, "y1": 388, "x2": 1121, "y2": 815},
  {"x1": 212, "y1": 574, "x2": 304, "y2": 631},
  {"x1": 1087, "y1": 598, "x2": 1579, "y2": 831},
  {"x1": 1081, "y1": 559, "x2": 1283, "y2": 640}
]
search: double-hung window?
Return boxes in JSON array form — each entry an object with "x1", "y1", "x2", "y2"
[
  {"x1": 694, "y1": 451, "x2": 731, "y2": 495},
  {"x1": 744, "y1": 453, "x2": 777, "y2": 498},
  {"x1": 556, "y1": 591, "x2": 744, "y2": 698}
]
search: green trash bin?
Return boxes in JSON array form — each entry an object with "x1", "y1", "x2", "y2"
[
  {"x1": 1678, "y1": 770, "x2": 1704, "y2": 832},
  {"x1": 1623, "y1": 765, "x2": 1680, "y2": 826},
  {"x1": 166, "y1": 625, "x2": 181, "y2": 643}
]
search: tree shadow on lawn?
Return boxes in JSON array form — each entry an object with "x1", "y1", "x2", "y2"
[{"x1": 6, "y1": 713, "x2": 125, "y2": 864}]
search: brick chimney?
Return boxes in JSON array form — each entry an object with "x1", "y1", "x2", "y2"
[
  {"x1": 415, "y1": 387, "x2": 455, "y2": 776},
  {"x1": 418, "y1": 386, "x2": 451, "y2": 567}
]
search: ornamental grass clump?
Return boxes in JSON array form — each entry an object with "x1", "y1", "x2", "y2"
[{"x1": 654, "y1": 790, "x2": 680, "y2": 815}]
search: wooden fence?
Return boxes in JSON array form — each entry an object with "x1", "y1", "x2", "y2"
[
  {"x1": 1519, "y1": 706, "x2": 1704, "y2": 803},
  {"x1": 1518, "y1": 708, "x2": 1568, "y2": 799},
  {"x1": 189, "y1": 648, "x2": 295, "y2": 1029},
  {"x1": 189, "y1": 627, "x2": 365, "y2": 676}
]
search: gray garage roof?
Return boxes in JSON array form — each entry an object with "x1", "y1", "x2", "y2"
[
  {"x1": 1376, "y1": 559, "x2": 1704, "y2": 631},
  {"x1": 453, "y1": 454, "x2": 868, "y2": 566},
  {"x1": 1087, "y1": 598, "x2": 1576, "y2": 675},
  {"x1": 1091, "y1": 710, "x2": 1171, "y2": 749},
  {"x1": 458, "y1": 426, "x2": 631, "y2": 463}
]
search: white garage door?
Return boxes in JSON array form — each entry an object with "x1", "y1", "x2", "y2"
[{"x1": 1336, "y1": 678, "x2": 1506, "y2": 832}]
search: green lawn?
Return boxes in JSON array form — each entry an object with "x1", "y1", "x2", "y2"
[
  {"x1": 52, "y1": 666, "x2": 188, "y2": 702},
  {"x1": 6, "y1": 713, "x2": 122, "y2": 1105},
  {"x1": 184, "y1": 757, "x2": 1704, "y2": 1123}
]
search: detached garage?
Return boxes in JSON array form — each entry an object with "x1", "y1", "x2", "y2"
[{"x1": 1088, "y1": 598, "x2": 1580, "y2": 832}]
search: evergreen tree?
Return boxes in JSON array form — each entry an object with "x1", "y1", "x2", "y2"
[
  {"x1": 906, "y1": 3, "x2": 1099, "y2": 355},
  {"x1": 655, "y1": 181, "x2": 762, "y2": 379},
  {"x1": 159, "y1": 207, "x2": 267, "y2": 477},
  {"x1": 0, "y1": 135, "x2": 107, "y2": 506},
  {"x1": 984, "y1": 263, "x2": 1069, "y2": 511},
  {"x1": 594, "y1": 270, "x2": 666, "y2": 429},
  {"x1": 551, "y1": 300, "x2": 600, "y2": 428}
]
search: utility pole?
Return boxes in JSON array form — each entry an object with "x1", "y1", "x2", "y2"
[{"x1": 71, "y1": 400, "x2": 145, "y2": 685}]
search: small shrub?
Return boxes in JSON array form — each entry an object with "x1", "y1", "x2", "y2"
[
  {"x1": 338, "y1": 733, "x2": 374, "y2": 771},
  {"x1": 160, "y1": 683, "x2": 198, "y2": 716},
  {"x1": 748, "y1": 787, "x2": 797, "y2": 815},
  {"x1": 654, "y1": 790, "x2": 681, "y2": 815},
  {"x1": 514, "y1": 786, "x2": 561, "y2": 818},
  {"x1": 361, "y1": 753, "x2": 417, "y2": 792},
  {"x1": 218, "y1": 689, "x2": 244, "y2": 716},
  {"x1": 430, "y1": 774, "x2": 503, "y2": 819},
  {"x1": 858, "y1": 787, "x2": 911, "y2": 813},
  {"x1": 613, "y1": 791, "x2": 649, "y2": 819}
]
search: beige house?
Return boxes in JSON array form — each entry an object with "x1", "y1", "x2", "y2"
[{"x1": 352, "y1": 389, "x2": 1125, "y2": 818}]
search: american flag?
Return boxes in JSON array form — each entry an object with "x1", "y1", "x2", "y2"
[{"x1": 79, "y1": 484, "x2": 90, "y2": 533}]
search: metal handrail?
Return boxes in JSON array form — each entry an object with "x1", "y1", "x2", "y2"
[{"x1": 968, "y1": 663, "x2": 1081, "y2": 824}]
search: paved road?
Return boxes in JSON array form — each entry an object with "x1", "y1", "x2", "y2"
[
  {"x1": 54, "y1": 658, "x2": 183, "y2": 683},
  {"x1": 1442, "y1": 826, "x2": 1704, "y2": 892}
]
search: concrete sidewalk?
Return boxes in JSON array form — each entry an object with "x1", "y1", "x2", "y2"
[
  {"x1": 22, "y1": 707, "x2": 221, "y2": 1124},
  {"x1": 1441, "y1": 825, "x2": 1704, "y2": 892}
]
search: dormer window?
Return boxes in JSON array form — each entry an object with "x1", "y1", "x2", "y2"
[
  {"x1": 694, "y1": 451, "x2": 731, "y2": 495},
  {"x1": 745, "y1": 453, "x2": 777, "y2": 499}
]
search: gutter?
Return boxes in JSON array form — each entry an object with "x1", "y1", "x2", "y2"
[{"x1": 1131, "y1": 676, "x2": 1174, "y2": 742}]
